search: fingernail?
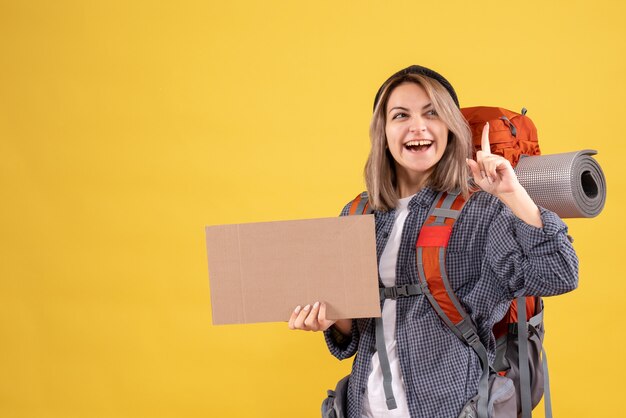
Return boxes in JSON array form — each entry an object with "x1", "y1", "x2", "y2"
[
  {"x1": 485, "y1": 122, "x2": 489, "y2": 128},
  {"x1": 304, "y1": 304, "x2": 311, "y2": 311},
  {"x1": 294, "y1": 305, "x2": 301, "y2": 314},
  {"x1": 313, "y1": 301, "x2": 320, "y2": 309},
  {"x1": 480, "y1": 171, "x2": 486, "y2": 179}
]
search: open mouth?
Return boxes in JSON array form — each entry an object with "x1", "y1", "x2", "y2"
[{"x1": 404, "y1": 139, "x2": 433, "y2": 152}]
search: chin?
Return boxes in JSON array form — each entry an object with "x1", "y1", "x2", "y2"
[{"x1": 404, "y1": 162, "x2": 437, "y2": 174}]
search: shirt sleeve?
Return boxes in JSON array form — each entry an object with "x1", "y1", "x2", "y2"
[
  {"x1": 483, "y1": 195, "x2": 579, "y2": 299},
  {"x1": 323, "y1": 320, "x2": 360, "y2": 360},
  {"x1": 460, "y1": 193, "x2": 579, "y2": 348}
]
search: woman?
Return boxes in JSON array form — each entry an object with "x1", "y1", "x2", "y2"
[{"x1": 289, "y1": 65, "x2": 578, "y2": 418}]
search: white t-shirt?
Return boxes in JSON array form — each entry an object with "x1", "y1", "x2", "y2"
[{"x1": 361, "y1": 195, "x2": 413, "y2": 418}]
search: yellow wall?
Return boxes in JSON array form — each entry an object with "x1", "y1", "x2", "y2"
[{"x1": 1, "y1": 1, "x2": 623, "y2": 417}]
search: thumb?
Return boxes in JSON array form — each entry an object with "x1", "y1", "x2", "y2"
[{"x1": 319, "y1": 302, "x2": 336, "y2": 328}]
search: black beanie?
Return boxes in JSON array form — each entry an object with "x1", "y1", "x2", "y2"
[{"x1": 373, "y1": 65, "x2": 460, "y2": 111}]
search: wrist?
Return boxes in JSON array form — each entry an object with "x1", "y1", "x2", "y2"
[
  {"x1": 332, "y1": 319, "x2": 352, "y2": 337},
  {"x1": 496, "y1": 184, "x2": 528, "y2": 205},
  {"x1": 496, "y1": 185, "x2": 543, "y2": 228}
]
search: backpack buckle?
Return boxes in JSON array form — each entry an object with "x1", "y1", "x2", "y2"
[
  {"x1": 462, "y1": 328, "x2": 480, "y2": 347},
  {"x1": 382, "y1": 286, "x2": 398, "y2": 299},
  {"x1": 396, "y1": 285, "x2": 410, "y2": 298},
  {"x1": 381, "y1": 285, "x2": 407, "y2": 300},
  {"x1": 381, "y1": 284, "x2": 422, "y2": 300}
]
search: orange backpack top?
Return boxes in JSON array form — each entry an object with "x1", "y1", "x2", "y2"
[{"x1": 461, "y1": 107, "x2": 541, "y2": 167}]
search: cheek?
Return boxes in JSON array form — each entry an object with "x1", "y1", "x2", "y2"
[
  {"x1": 384, "y1": 129, "x2": 393, "y2": 149},
  {"x1": 433, "y1": 124, "x2": 449, "y2": 155},
  {"x1": 433, "y1": 122, "x2": 449, "y2": 139},
  {"x1": 435, "y1": 127, "x2": 449, "y2": 149},
  {"x1": 385, "y1": 124, "x2": 402, "y2": 144}
]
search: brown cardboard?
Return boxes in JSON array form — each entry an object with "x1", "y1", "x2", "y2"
[{"x1": 205, "y1": 215, "x2": 381, "y2": 325}]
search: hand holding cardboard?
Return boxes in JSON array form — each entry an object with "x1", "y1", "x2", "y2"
[{"x1": 206, "y1": 215, "x2": 381, "y2": 325}]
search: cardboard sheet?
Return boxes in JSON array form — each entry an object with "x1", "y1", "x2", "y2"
[{"x1": 205, "y1": 215, "x2": 381, "y2": 325}]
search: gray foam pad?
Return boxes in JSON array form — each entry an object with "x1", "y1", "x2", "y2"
[{"x1": 514, "y1": 150, "x2": 606, "y2": 218}]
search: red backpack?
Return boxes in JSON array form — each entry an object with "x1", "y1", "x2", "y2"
[{"x1": 461, "y1": 106, "x2": 541, "y2": 167}]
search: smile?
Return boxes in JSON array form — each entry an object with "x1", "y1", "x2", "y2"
[{"x1": 404, "y1": 139, "x2": 433, "y2": 152}]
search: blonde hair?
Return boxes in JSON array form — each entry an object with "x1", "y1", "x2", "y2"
[{"x1": 364, "y1": 74, "x2": 472, "y2": 211}]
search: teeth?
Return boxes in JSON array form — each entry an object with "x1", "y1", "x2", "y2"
[{"x1": 405, "y1": 140, "x2": 432, "y2": 147}]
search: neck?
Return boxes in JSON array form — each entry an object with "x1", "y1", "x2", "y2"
[{"x1": 395, "y1": 168, "x2": 433, "y2": 198}]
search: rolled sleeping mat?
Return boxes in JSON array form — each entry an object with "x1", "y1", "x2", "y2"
[{"x1": 514, "y1": 149, "x2": 606, "y2": 218}]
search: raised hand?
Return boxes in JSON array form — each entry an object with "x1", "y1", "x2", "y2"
[
  {"x1": 466, "y1": 122, "x2": 521, "y2": 197},
  {"x1": 466, "y1": 122, "x2": 542, "y2": 228}
]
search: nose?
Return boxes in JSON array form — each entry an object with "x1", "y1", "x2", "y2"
[{"x1": 408, "y1": 116, "x2": 427, "y2": 133}]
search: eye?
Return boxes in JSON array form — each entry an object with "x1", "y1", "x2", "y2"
[
  {"x1": 425, "y1": 109, "x2": 439, "y2": 118},
  {"x1": 391, "y1": 112, "x2": 408, "y2": 120}
]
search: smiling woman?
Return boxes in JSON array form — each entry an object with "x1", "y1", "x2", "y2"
[
  {"x1": 366, "y1": 71, "x2": 473, "y2": 211},
  {"x1": 288, "y1": 65, "x2": 579, "y2": 418},
  {"x1": 384, "y1": 82, "x2": 449, "y2": 196}
]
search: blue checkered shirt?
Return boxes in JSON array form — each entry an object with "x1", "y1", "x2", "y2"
[{"x1": 324, "y1": 187, "x2": 578, "y2": 418}]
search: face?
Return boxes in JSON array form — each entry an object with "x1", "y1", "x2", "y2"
[{"x1": 385, "y1": 82, "x2": 449, "y2": 183}]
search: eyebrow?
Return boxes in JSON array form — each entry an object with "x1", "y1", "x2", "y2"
[
  {"x1": 388, "y1": 106, "x2": 409, "y2": 115},
  {"x1": 387, "y1": 103, "x2": 434, "y2": 115}
]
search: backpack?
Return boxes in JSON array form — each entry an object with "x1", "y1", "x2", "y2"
[
  {"x1": 321, "y1": 375, "x2": 349, "y2": 418},
  {"x1": 342, "y1": 190, "x2": 550, "y2": 418},
  {"x1": 461, "y1": 106, "x2": 541, "y2": 167}
]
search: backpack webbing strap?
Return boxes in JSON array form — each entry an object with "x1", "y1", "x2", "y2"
[
  {"x1": 519, "y1": 297, "x2": 554, "y2": 418},
  {"x1": 518, "y1": 296, "x2": 532, "y2": 418},
  {"x1": 349, "y1": 192, "x2": 400, "y2": 410},
  {"x1": 415, "y1": 191, "x2": 491, "y2": 418},
  {"x1": 349, "y1": 192, "x2": 372, "y2": 215},
  {"x1": 376, "y1": 283, "x2": 424, "y2": 410},
  {"x1": 542, "y1": 346, "x2": 552, "y2": 418},
  {"x1": 456, "y1": 320, "x2": 491, "y2": 418},
  {"x1": 375, "y1": 283, "x2": 424, "y2": 410},
  {"x1": 374, "y1": 317, "x2": 397, "y2": 410},
  {"x1": 534, "y1": 299, "x2": 552, "y2": 418},
  {"x1": 528, "y1": 307, "x2": 543, "y2": 328}
]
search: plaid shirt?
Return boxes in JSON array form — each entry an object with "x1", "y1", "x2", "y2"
[{"x1": 324, "y1": 187, "x2": 578, "y2": 418}]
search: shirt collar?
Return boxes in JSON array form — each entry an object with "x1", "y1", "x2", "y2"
[{"x1": 407, "y1": 187, "x2": 439, "y2": 211}]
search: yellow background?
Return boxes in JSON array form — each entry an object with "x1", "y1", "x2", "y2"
[{"x1": 1, "y1": 1, "x2": 624, "y2": 417}]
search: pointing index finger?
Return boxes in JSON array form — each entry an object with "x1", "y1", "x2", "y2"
[{"x1": 481, "y1": 122, "x2": 491, "y2": 155}]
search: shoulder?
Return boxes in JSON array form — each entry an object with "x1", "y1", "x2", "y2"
[
  {"x1": 465, "y1": 190, "x2": 501, "y2": 209},
  {"x1": 339, "y1": 191, "x2": 370, "y2": 217},
  {"x1": 453, "y1": 191, "x2": 512, "y2": 239},
  {"x1": 460, "y1": 191, "x2": 504, "y2": 221},
  {"x1": 339, "y1": 201, "x2": 352, "y2": 216}
]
